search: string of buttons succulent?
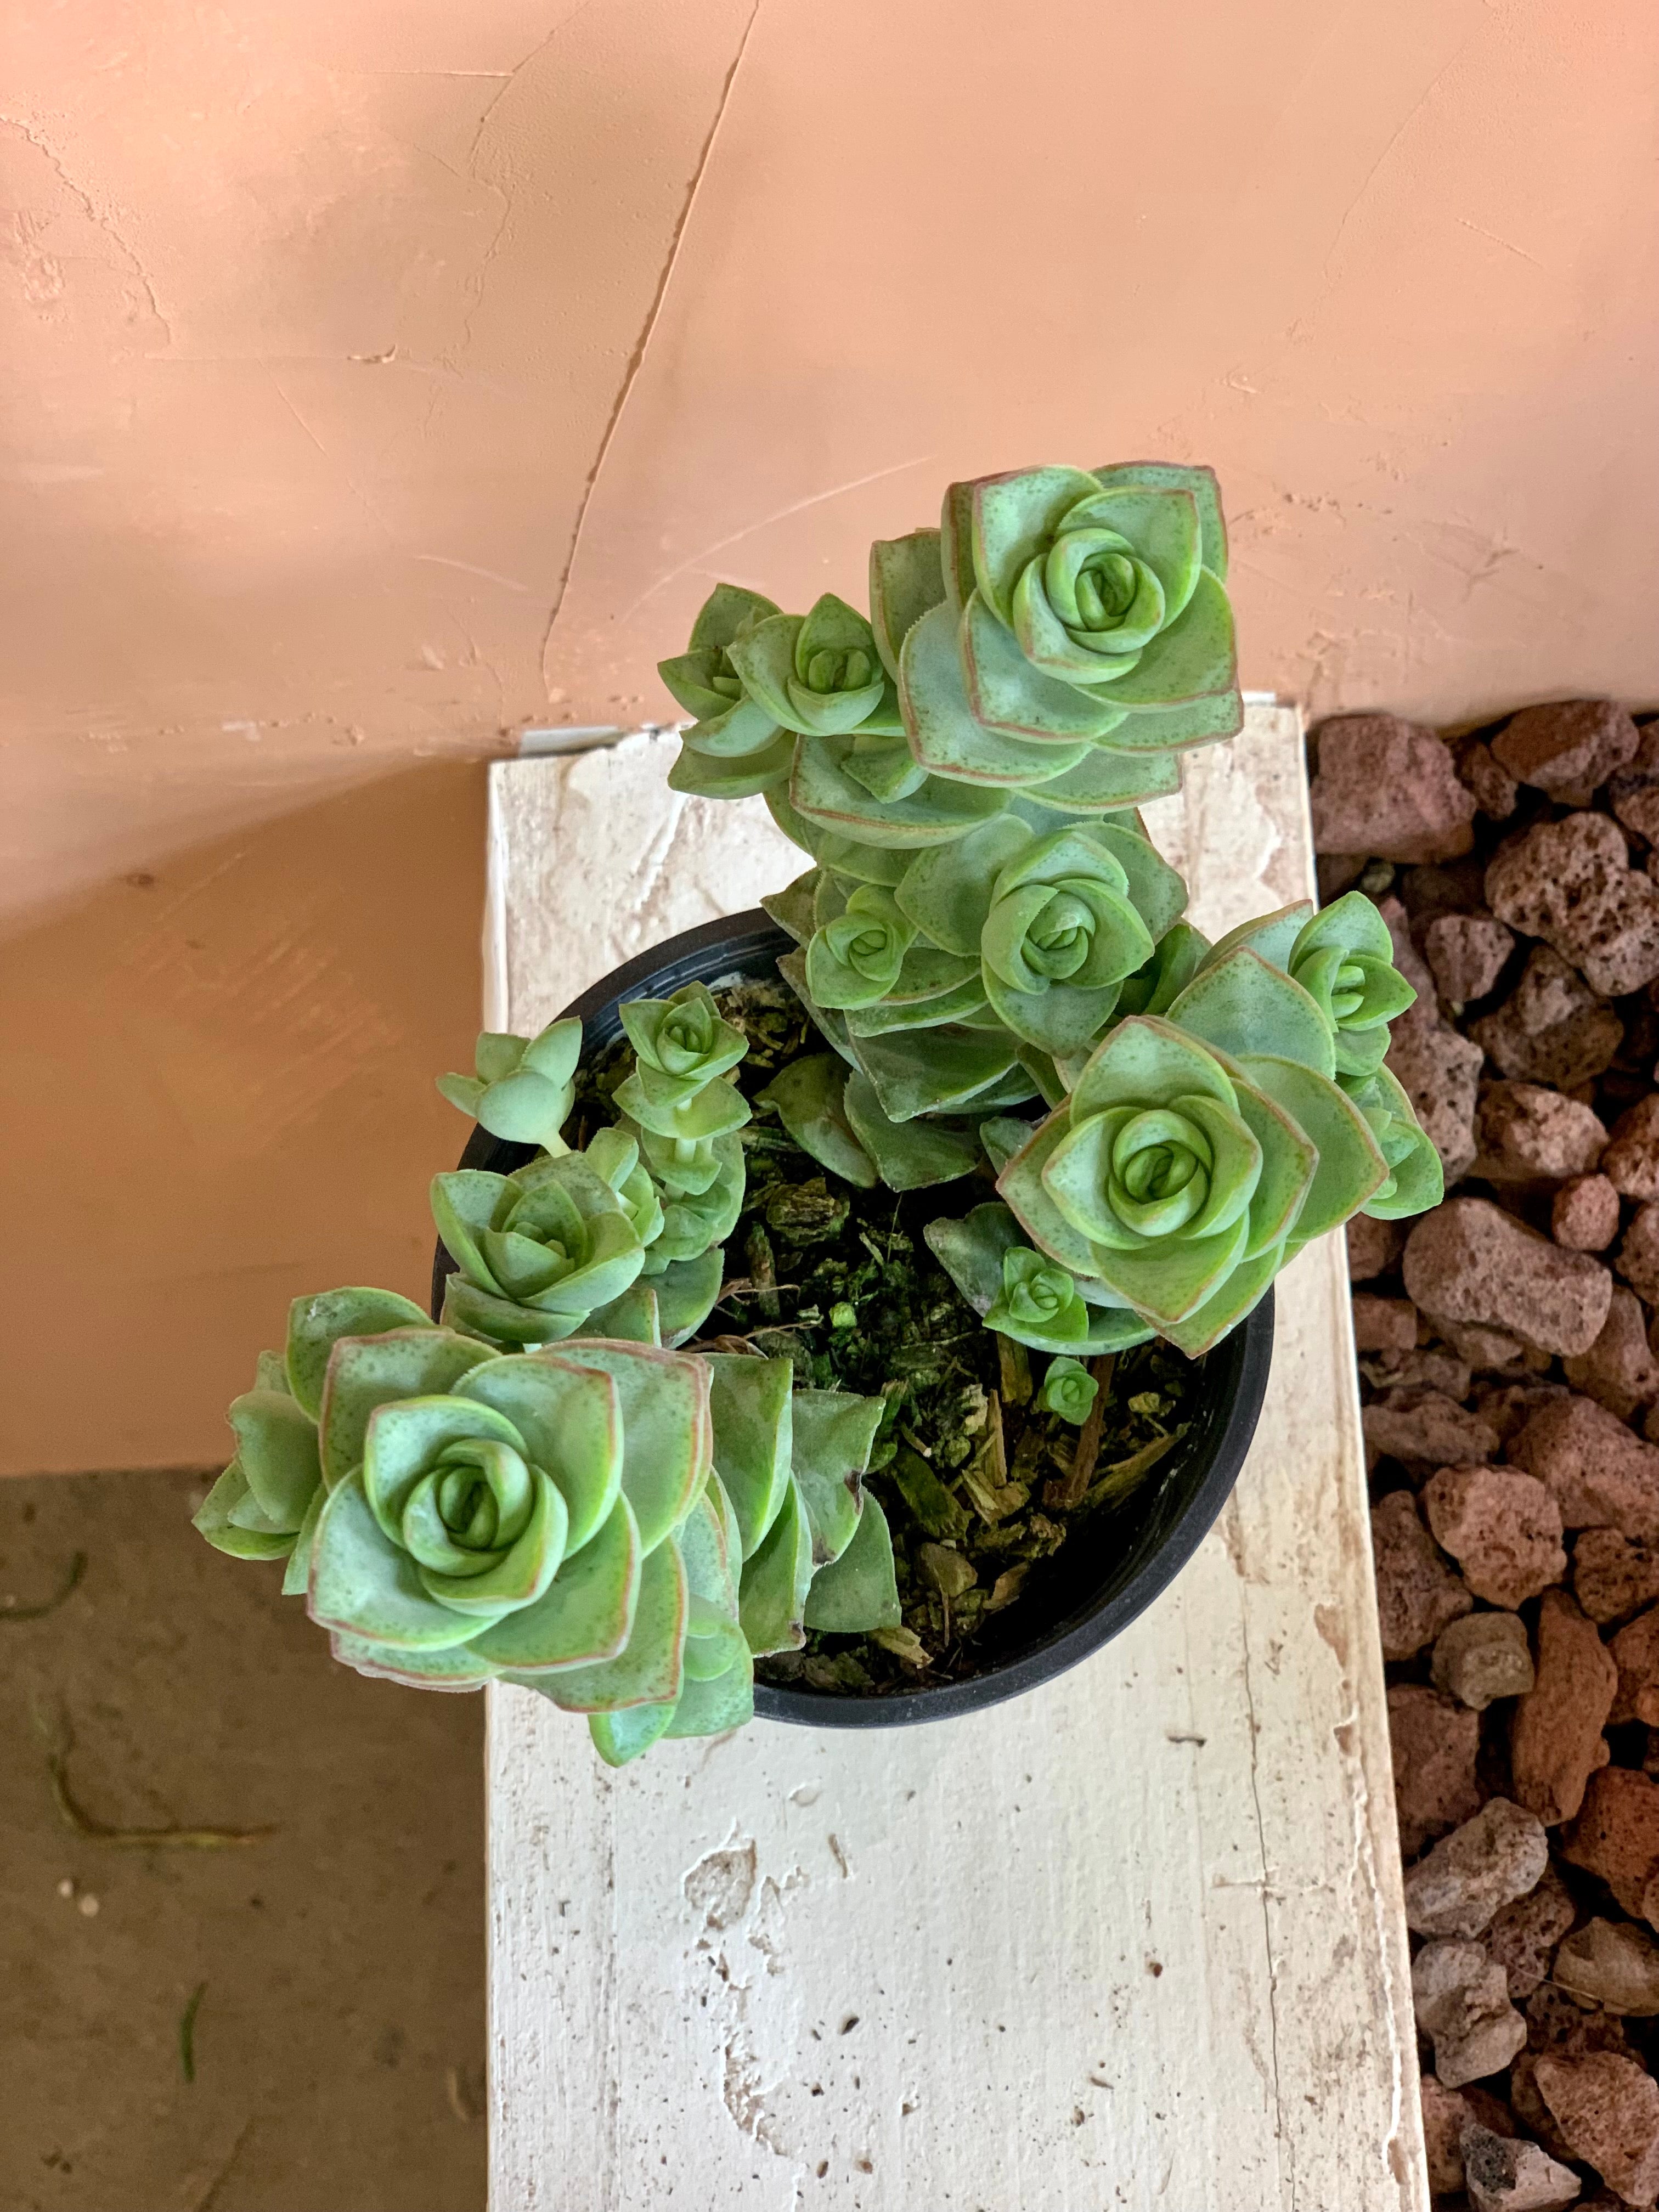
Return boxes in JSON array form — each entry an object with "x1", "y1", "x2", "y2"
[{"x1": 194, "y1": 460, "x2": 1441, "y2": 1762}]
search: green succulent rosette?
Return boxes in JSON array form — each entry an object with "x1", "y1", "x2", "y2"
[
  {"x1": 658, "y1": 584, "x2": 796, "y2": 799},
  {"x1": 778, "y1": 810, "x2": 1187, "y2": 1126},
  {"x1": 193, "y1": 1285, "x2": 441, "y2": 1566},
  {"x1": 437, "y1": 1019, "x2": 582, "y2": 1150},
  {"x1": 1287, "y1": 894, "x2": 1417, "y2": 1077},
  {"x1": 1341, "y1": 1064, "x2": 1445, "y2": 1221},
  {"x1": 1037, "y1": 1356, "x2": 1099, "y2": 1425},
  {"x1": 432, "y1": 1149, "x2": 647, "y2": 1346},
  {"x1": 611, "y1": 981, "x2": 752, "y2": 1198}
]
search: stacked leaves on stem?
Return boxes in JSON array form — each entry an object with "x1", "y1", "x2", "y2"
[
  {"x1": 194, "y1": 1283, "x2": 898, "y2": 1766},
  {"x1": 924, "y1": 894, "x2": 1443, "y2": 1357}
]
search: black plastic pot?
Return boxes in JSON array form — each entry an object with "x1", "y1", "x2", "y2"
[{"x1": 432, "y1": 910, "x2": 1274, "y2": 1729}]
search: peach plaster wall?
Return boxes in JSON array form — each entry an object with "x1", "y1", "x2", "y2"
[{"x1": 2, "y1": 0, "x2": 1655, "y2": 1472}]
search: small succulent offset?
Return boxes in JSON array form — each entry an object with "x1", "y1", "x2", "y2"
[
  {"x1": 1036, "y1": 1357, "x2": 1099, "y2": 1426},
  {"x1": 437, "y1": 1020, "x2": 582, "y2": 1150}
]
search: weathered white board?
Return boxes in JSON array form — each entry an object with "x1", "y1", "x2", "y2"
[{"x1": 484, "y1": 714, "x2": 1427, "y2": 2212}]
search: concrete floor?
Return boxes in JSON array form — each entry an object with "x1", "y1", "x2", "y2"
[{"x1": 3, "y1": 1468, "x2": 486, "y2": 2212}]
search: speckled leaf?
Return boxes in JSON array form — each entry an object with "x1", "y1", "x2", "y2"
[
  {"x1": 1167, "y1": 950, "x2": 1337, "y2": 1080},
  {"x1": 471, "y1": 1492, "x2": 640, "y2": 1672},
  {"x1": 309, "y1": 1474, "x2": 492, "y2": 1650},
  {"x1": 759, "y1": 1056, "x2": 878, "y2": 1189},
  {"x1": 286, "y1": 1286, "x2": 432, "y2": 1418},
  {"x1": 455, "y1": 1353, "x2": 622, "y2": 1553},
  {"x1": 524, "y1": 1532, "x2": 687, "y2": 1712},
  {"x1": 868, "y1": 527, "x2": 946, "y2": 679},
  {"x1": 665, "y1": 1641, "x2": 754, "y2": 1737},
  {"x1": 547, "y1": 1342, "x2": 709, "y2": 1554},
  {"x1": 228, "y1": 1390, "x2": 321, "y2": 1532},
  {"x1": 844, "y1": 1073, "x2": 981, "y2": 1189},
  {"x1": 193, "y1": 1461, "x2": 294, "y2": 1560},
  {"x1": 1234, "y1": 1054, "x2": 1387, "y2": 1235},
  {"x1": 318, "y1": 1329, "x2": 494, "y2": 1490}
]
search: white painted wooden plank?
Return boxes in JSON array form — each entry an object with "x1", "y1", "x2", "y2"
[{"x1": 484, "y1": 711, "x2": 1426, "y2": 2212}]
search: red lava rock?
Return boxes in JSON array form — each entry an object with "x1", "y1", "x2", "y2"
[
  {"x1": 1492, "y1": 699, "x2": 1641, "y2": 807},
  {"x1": 1618, "y1": 1206, "x2": 1659, "y2": 1305},
  {"x1": 1403, "y1": 1797, "x2": 1550, "y2": 1938},
  {"x1": 1387, "y1": 1019, "x2": 1484, "y2": 1183},
  {"x1": 1347, "y1": 1214, "x2": 1407, "y2": 1282},
  {"x1": 1605, "y1": 1100, "x2": 1659, "y2": 1203},
  {"x1": 1459, "y1": 2121, "x2": 1586, "y2": 2212},
  {"x1": 1309, "y1": 713, "x2": 1477, "y2": 863},
  {"x1": 1527, "y1": 1979, "x2": 1635, "y2": 2059},
  {"x1": 1413, "y1": 1938, "x2": 1528, "y2": 2087},
  {"x1": 1479, "y1": 1082, "x2": 1609, "y2": 1182},
  {"x1": 1350, "y1": 1292, "x2": 1418, "y2": 1352},
  {"x1": 1421, "y1": 2073, "x2": 1479, "y2": 2196},
  {"x1": 1428, "y1": 913, "x2": 1517, "y2": 1005},
  {"x1": 1565, "y1": 1289, "x2": 1659, "y2": 1422},
  {"x1": 1423, "y1": 1465, "x2": 1566, "y2": 1609},
  {"x1": 1560, "y1": 1767, "x2": 1659, "y2": 1921},
  {"x1": 1533, "y1": 2050, "x2": 1659, "y2": 2207},
  {"x1": 1473, "y1": 945, "x2": 1626, "y2": 1092},
  {"x1": 1576, "y1": 1531, "x2": 1659, "y2": 1626},
  {"x1": 1486, "y1": 1862, "x2": 1577, "y2": 1999},
  {"x1": 1389, "y1": 1683, "x2": 1482, "y2": 1855},
  {"x1": 1509, "y1": 1590, "x2": 1617, "y2": 1825},
  {"x1": 1364, "y1": 1388, "x2": 1501, "y2": 1469},
  {"x1": 1405, "y1": 1198, "x2": 1613, "y2": 1359},
  {"x1": 1372, "y1": 1488, "x2": 1473, "y2": 1659},
  {"x1": 1475, "y1": 1381, "x2": 1572, "y2": 1444},
  {"x1": 1610, "y1": 726, "x2": 1659, "y2": 847},
  {"x1": 1487, "y1": 813, "x2": 1659, "y2": 1000},
  {"x1": 1611, "y1": 1606, "x2": 1659, "y2": 1727},
  {"x1": 1458, "y1": 736, "x2": 1523, "y2": 822},
  {"x1": 1556, "y1": 1176, "x2": 1624, "y2": 1254},
  {"x1": 1510, "y1": 1395, "x2": 1659, "y2": 1538}
]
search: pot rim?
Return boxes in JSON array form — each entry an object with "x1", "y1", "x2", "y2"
[{"x1": 433, "y1": 907, "x2": 1274, "y2": 1729}]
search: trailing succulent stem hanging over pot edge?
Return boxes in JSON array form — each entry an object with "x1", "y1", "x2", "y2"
[{"x1": 194, "y1": 457, "x2": 1441, "y2": 1764}]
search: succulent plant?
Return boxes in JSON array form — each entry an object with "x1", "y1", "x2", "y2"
[
  {"x1": 935, "y1": 936, "x2": 1429, "y2": 1353},
  {"x1": 432, "y1": 1148, "x2": 648, "y2": 1347},
  {"x1": 437, "y1": 1020, "x2": 582, "y2": 1150},
  {"x1": 657, "y1": 584, "x2": 795, "y2": 800},
  {"x1": 1037, "y1": 1356, "x2": 1099, "y2": 1425},
  {"x1": 195, "y1": 1292, "x2": 894, "y2": 1764}
]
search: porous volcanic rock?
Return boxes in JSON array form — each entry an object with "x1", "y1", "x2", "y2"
[
  {"x1": 1309, "y1": 713, "x2": 1476, "y2": 863},
  {"x1": 1555, "y1": 1176, "x2": 1624, "y2": 1254},
  {"x1": 1560, "y1": 1768, "x2": 1659, "y2": 1922},
  {"x1": 1564, "y1": 1289, "x2": 1659, "y2": 1423},
  {"x1": 1404, "y1": 1798, "x2": 1550, "y2": 1939},
  {"x1": 1404, "y1": 1199, "x2": 1613, "y2": 1359},
  {"x1": 1486, "y1": 1863, "x2": 1578, "y2": 2001},
  {"x1": 1477, "y1": 1084, "x2": 1609, "y2": 1182},
  {"x1": 1511, "y1": 1396, "x2": 1659, "y2": 1539},
  {"x1": 1472, "y1": 946, "x2": 1625, "y2": 1092},
  {"x1": 1428, "y1": 913, "x2": 1516, "y2": 1005},
  {"x1": 1423, "y1": 1464, "x2": 1567, "y2": 1609},
  {"x1": 1413, "y1": 1939, "x2": 1528, "y2": 2088},
  {"x1": 1533, "y1": 2050, "x2": 1659, "y2": 2207},
  {"x1": 1575, "y1": 1531, "x2": 1659, "y2": 1628},
  {"x1": 1434, "y1": 1610, "x2": 1537, "y2": 1711},
  {"x1": 1554, "y1": 1919, "x2": 1659, "y2": 2017},
  {"x1": 1509, "y1": 1590, "x2": 1617, "y2": 1826},
  {"x1": 1607, "y1": 1102, "x2": 1659, "y2": 1204},
  {"x1": 1492, "y1": 699, "x2": 1641, "y2": 807},
  {"x1": 1365, "y1": 1388, "x2": 1501, "y2": 1469},
  {"x1": 1373, "y1": 1488, "x2": 1473, "y2": 1658},
  {"x1": 1389, "y1": 1683, "x2": 1483, "y2": 1855},
  {"x1": 1487, "y1": 814, "x2": 1659, "y2": 1000}
]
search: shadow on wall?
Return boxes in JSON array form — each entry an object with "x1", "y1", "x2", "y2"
[{"x1": 1, "y1": 761, "x2": 487, "y2": 1479}]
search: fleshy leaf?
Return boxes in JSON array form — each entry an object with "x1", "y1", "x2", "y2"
[
  {"x1": 760, "y1": 868, "x2": 821, "y2": 947},
  {"x1": 970, "y1": 465, "x2": 1104, "y2": 628},
  {"x1": 759, "y1": 1056, "x2": 879, "y2": 1189},
  {"x1": 1091, "y1": 462, "x2": 1227, "y2": 578},
  {"x1": 791, "y1": 1390, "x2": 882, "y2": 1566},
  {"x1": 652, "y1": 1249, "x2": 726, "y2": 1347},
  {"x1": 706, "y1": 1353, "x2": 795, "y2": 1560},
  {"x1": 738, "y1": 1479, "x2": 813, "y2": 1657},
  {"x1": 792, "y1": 731, "x2": 1008, "y2": 850},
  {"x1": 1203, "y1": 901, "x2": 1314, "y2": 975},
  {"x1": 668, "y1": 731, "x2": 795, "y2": 799},
  {"x1": 1069, "y1": 1015, "x2": 1237, "y2": 1123},
  {"x1": 524, "y1": 1533, "x2": 687, "y2": 1712},
  {"x1": 286, "y1": 1287, "x2": 432, "y2": 1419},
  {"x1": 900, "y1": 601, "x2": 1091, "y2": 786},
  {"x1": 1160, "y1": 1238, "x2": 1282, "y2": 1356},
  {"x1": 962, "y1": 592, "x2": 1131, "y2": 742},
  {"x1": 455, "y1": 1353, "x2": 623, "y2": 1553},
  {"x1": 664, "y1": 1642, "x2": 755, "y2": 1738},
  {"x1": 330, "y1": 1633, "x2": 496, "y2": 1690},
  {"x1": 544, "y1": 1341, "x2": 709, "y2": 1554},
  {"x1": 589, "y1": 1701, "x2": 676, "y2": 1767},
  {"x1": 868, "y1": 527, "x2": 947, "y2": 680},
  {"x1": 894, "y1": 815, "x2": 1035, "y2": 956},
  {"x1": 471, "y1": 1493, "x2": 640, "y2": 1671},
  {"x1": 853, "y1": 1027, "x2": 1020, "y2": 1121},
  {"x1": 1235, "y1": 1054, "x2": 1387, "y2": 1236},
  {"x1": 227, "y1": 1390, "x2": 321, "y2": 1533},
  {"x1": 281, "y1": 1484, "x2": 327, "y2": 1596},
  {"x1": 1013, "y1": 748, "x2": 1183, "y2": 811},
  {"x1": 318, "y1": 1329, "x2": 494, "y2": 1491},
  {"x1": 843, "y1": 1073, "x2": 982, "y2": 1189},
  {"x1": 1088, "y1": 567, "x2": 1235, "y2": 709},
  {"x1": 1166, "y1": 950, "x2": 1336, "y2": 1081},
  {"x1": 308, "y1": 1475, "x2": 488, "y2": 1651},
  {"x1": 923, "y1": 1203, "x2": 1027, "y2": 1317},
  {"x1": 802, "y1": 1493, "x2": 901, "y2": 1633},
  {"x1": 193, "y1": 1462, "x2": 294, "y2": 1561},
  {"x1": 582, "y1": 1281, "x2": 662, "y2": 1345}
]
